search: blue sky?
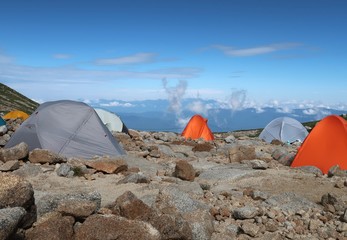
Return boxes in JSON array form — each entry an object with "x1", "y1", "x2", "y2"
[{"x1": 1, "y1": 0, "x2": 346, "y2": 110}]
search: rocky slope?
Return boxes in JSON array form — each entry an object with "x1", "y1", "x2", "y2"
[
  {"x1": 0, "y1": 83, "x2": 39, "y2": 115},
  {"x1": 1, "y1": 118, "x2": 347, "y2": 240}
]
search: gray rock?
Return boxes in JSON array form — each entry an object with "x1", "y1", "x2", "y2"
[
  {"x1": 278, "y1": 152, "x2": 295, "y2": 166},
  {"x1": 251, "y1": 190, "x2": 269, "y2": 201},
  {"x1": 13, "y1": 162, "x2": 43, "y2": 177},
  {"x1": 194, "y1": 151, "x2": 211, "y2": 158},
  {"x1": 0, "y1": 142, "x2": 28, "y2": 162},
  {"x1": 0, "y1": 207, "x2": 26, "y2": 240},
  {"x1": 271, "y1": 148, "x2": 288, "y2": 160},
  {"x1": 342, "y1": 209, "x2": 347, "y2": 223},
  {"x1": 153, "y1": 132, "x2": 178, "y2": 142},
  {"x1": 228, "y1": 145, "x2": 256, "y2": 162},
  {"x1": 118, "y1": 172, "x2": 150, "y2": 184},
  {"x1": 241, "y1": 222, "x2": 260, "y2": 237},
  {"x1": 35, "y1": 191, "x2": 101, "y2": 217},
  {"x1": 56, "y1": 163, "x2": 73, "y2": 177},
  {"x1": 0, "y1": 125, "x2": 8, "y2": 135},
  {"x1": 328, "y1": 165, "x2": 347, "y2": 177},
  {"x1": 158, "y1": 144, "x2": 176, "y2": 157},
  {"x1": 183, "y1": 210, "x2": 214, "y2": 240},
  {"x1": 0, "y1": 173, "x2": 34, "y2": 209},
  {"x1": 321, "y1": 193, "x2": 345, "y2": 213},
  {"x1": 225, "y1": 223, "x2": 239, "y2": 237},
  {"x1": 224, "y1": 135, "x2": 236, "y2": 143},
  {"x1": 297, "y1": 166, "x2": 323, "y2": 176},
  {"x1": 0, "y1": 160, "x2": 20, "y2": 171},
  {"x1": 123, "y1": 155, "x2": 164, "y2": 176},
  {"x1": 156, "y1": 186, "x2": 209, "y2": 214},
  {"x1": 337, "y1": 222, "x2": 347, "y2": 233},
  {"x1": 198, "y1": 167, "x2": 252, "y2": 182},
  {"x1": 176, "y1": 181, "x2": 204, "y2": 198},
  {"x1": 247, "y1": 159, "x2": 269, "y2": 169},
  {"x1": 265, "y1": 192, "x2": 319, "y2": 212},
  {"x1": 233, "y1": 206, "x2": 260, "y2": 219}
]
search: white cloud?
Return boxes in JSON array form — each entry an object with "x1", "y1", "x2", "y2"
[
  {"x1": 53, "y1": 54, "x2": 72, "y2": 59},
  {"x1": 187, "y1": 101, "x2": 212, "y2": 116},
  {"x1": 276, "y1": 106, "x2": 292, "y2": 114},
  {"x1": 100, "y1": 101, "x2": 134, "y2": 107},
  {"x1": 95, "y1": 52, "x2": 156, "y2": 65},
  {"x1": 31, "y1": 98, "x2": 44, "y2": 104},
  {"x1": 177, "y1": 117, "x2": 190, "y2": 128},
  {"x1": 0, "y1": 53, "x2": 14, "y2": 64},
  {"x1": 228, "y1": 89, "x2": 247, "y2": 111},
  {"x1": 162, "y1": 78, "x2": 187, "y2": 114},
  {"x1": 0, "y1": 60, "x2": 199, "y2": 85},
  {"x1": 213, "y1": 43, "x2": 301, "y2": 57}
]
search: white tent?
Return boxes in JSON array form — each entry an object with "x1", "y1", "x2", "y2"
[
  {"x1": 94, "y1": 108, "x2": 129, "y2": 134},
  {"x1": 5, "y1": 100, "x2": 125, "y2": 158},
  {"x1": 259, "y1": 117, "x2": 308, "y2": 143}
]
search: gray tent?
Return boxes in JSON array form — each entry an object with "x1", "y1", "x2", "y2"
[
  {"x1": 259, "y1": 117, "x2": 308, "y2": 143},
  {"x1": 94, "y1": 108, "x2": 129, "y2": 134},
  {"x1": 5, "y1": 100, "x2": 125, "y2": 158}
]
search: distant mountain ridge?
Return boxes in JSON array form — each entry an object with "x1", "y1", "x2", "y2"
[
  {"x1": 89, "y1": 98, "x2": 347, "y2": 132},
  {"x1": 0, "y1": 83, "x2": 39, "y2": 114},
  {"x1": 1, "y1": 83, "x2": 345, "y2": 132}
]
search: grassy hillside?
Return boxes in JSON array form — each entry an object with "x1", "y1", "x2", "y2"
[{"x1": 0, "y1": 83, "x2": 39, "y2": 115}]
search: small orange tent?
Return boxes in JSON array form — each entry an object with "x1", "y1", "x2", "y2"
[
  {"x1": 3, "y1": 110, "x2": 29, "y2": 121},
  {"x1": 291, "y1": 115, "x2": 347, "y2": 174},
  {"x1": 182, "y1": 115, "x2": 214, "y2": 141}
]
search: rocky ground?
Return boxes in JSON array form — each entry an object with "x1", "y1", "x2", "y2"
[{"x1": 1, "y1": 118, "x2": 347, "y2": 240}]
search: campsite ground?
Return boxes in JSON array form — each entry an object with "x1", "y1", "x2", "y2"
[
  {"x1": 24, "y1": 130, "x2": 347, "y2": 209},
  {"x1": 26, "y1": 162, "x2": 347, "y2": 208}
]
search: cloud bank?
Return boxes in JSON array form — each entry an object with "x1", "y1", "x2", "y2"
[{"x1": 213, "y1": 42, "x2": 302, "y2": 57}]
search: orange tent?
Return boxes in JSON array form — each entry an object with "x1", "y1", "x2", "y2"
[
  {"x1": 182, "y1": 115, "x2": 214, "y2": 141},
  {"x1": 3, "y1": 110, "x2": 29, "y2": 121},
  {"x1": 291, "y1": 115, "x2": 347, "y2": 174}
]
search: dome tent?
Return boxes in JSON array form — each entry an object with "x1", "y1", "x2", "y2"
[
  {"x1": 182, "y1": 115, "x2": 214, "y2": 141},
  {"x1": 5, "y1": 100, "x2": 125, "y2": 158},
  {"x1": 3, "y1": 110, "x2": 29, "y2": 121},
  {"x1": 291, "y1": 115, "x2": 347, "y2": 174},
  {"x1": 259, "y1": 117, "x2": 308, "y2": 143},
  {"x1": 0, "y1": 116, "x2": 5, "y2": 126},
  {"x1": 0, "y1": 116, "x2": 6, "y2": 133},
  {"x1": 94, "y1": 108, "x2": 129, "y2": 134}
]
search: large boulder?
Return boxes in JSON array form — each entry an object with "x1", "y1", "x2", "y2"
[
  {"x1": 74, "y1": 214, "x2": 161, "y2": 240},
  {"x1": 174, "y1": 160, "x2": 196, "y2": 181},
  {"x1": 35, "y1": 191, "x2": 101, "y2": 217},
  {"x1": 84, "y1": 157, "x2": 128, "y2": 174},
  {"x1": 25, "y1": 212, "x2": 74, "y2": 240},
  {"x1": 0, "y1": 173, "x2": 36, "y2": 228},
  {"x1": 29, "y1": 149, "x2": 67, "y2": 164},
  {"x1": 228, "y1": 145, "x2": 256, "y2": 163},
  {"x1": 0, "y1": 142, "x2": 29, "y2": 162},
  {"x1": 110, "y1": 191, "x2": 193, "y2": 240},
  {"x1": 0, "y1": 207, "x2": 26, "y2": 240}
]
